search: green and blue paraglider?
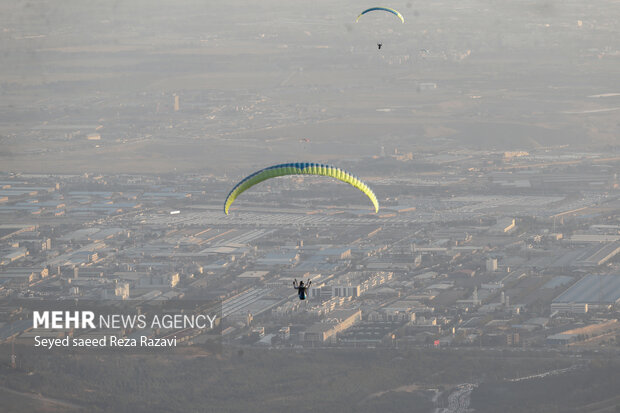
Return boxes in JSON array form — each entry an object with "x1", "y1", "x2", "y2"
[
  {"x1": 356, "y1": 7, "x2": 404, "y2": 24},
  {"x1": 224, "y1": 162, "x2": 379, "y2": 214}
]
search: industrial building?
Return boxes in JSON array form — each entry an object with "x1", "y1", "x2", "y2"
[
  {"x1": 552, "y1": 274, "x2": 620, "y2": 312},
  {"x1": 304, "y1": 309, "x2": 361, "y2": 343}
]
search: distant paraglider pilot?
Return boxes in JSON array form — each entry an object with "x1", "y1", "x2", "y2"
[
  {"x1": 355, "y1": 7, "x2": 403, "y2": 51},
  {"x1": 293, "y1": 279, "x2": 312, "y2": 300}
]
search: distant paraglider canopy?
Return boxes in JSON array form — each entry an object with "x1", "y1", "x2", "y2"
[
  {"x1": 356, "y1": 7, "x2": 404, "y2": 24},
  {"x1": 224, "y1": 162, "x2": 379, "y2": 215}
]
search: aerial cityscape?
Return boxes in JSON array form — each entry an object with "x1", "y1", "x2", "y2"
[{"x1": 1, "y1": 0, "x2": 620, "y2": 412}]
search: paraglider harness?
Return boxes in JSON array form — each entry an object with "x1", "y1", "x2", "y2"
[{"x1": 293, "y1": 279, "x2": 311, "y2": 300}]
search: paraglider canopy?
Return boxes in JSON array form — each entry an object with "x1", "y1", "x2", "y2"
[
  {"x1": 224, "y1": 162, "x2": 379, "y2": 215},
  {"x1": 356, "y1": 7, "x2": 404, "y2": 24}
]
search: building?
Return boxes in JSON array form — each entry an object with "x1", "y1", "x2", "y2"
[
  {"x1": 310, "y1": 271, "x2": 392, "y2": 299},
  {"x1": 490, "y1": 218, "x2": 516, "y2": 234},
  {"x1": 332, "y1": 285, "x2": 361, "y2": 298},
  {"x1": 304, "y1": 309, "x2": 361, "y2": 344},
  {"x1": 0, "y1": 248, "x2": 28, "y2": 265},
  {"x1": 546, "y1": 333, "x2": 579, "y2": 346},
  {"x1": 546, "y1": 320, "x2": 618, "y2": 345},
  {"x1": 0, "y1": 269, "x2": 38, "y2": 285},
  {"x1": 256, "y1": 251, "x2": 299, "y2": 267},
  {"x1": 552, "y1": 274, "x2": 620, "y2": 311},
  {"x1": 577, "y1": 242, "x2": 620, "y2": 267},
  {"x1": 18, "y1": 238, "x2": 51, "y2": 253},
  {"x1": 367, "y1": 308, "x2": 415, "y2": 322},
  {"x1": 550, "y1": 302, "x2": 588, "y2": 314},
  {"x1": 101, "y1": 282, "x2": 130, "y2": 300},
  {"x1": 486, "y1": 257, "x2": 498, "y2": 272},
  {"x1": 237, "y1": 271, "x2": 269, "y2": 281},
  {"x1": 278, "y1": 326, "x2": 290, "y2": 342}
]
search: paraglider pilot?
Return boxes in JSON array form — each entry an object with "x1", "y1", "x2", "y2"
[{"x1": 293, "y1": 279, "x2": 312, "y2": 300}]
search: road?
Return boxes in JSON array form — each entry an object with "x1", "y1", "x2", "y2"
[
  {"x1": 507, "y1": 364, "x2": 581, "y2": 382},
  {"x1": 436, "y1": 383, "x2": 477, "y2": 413}
]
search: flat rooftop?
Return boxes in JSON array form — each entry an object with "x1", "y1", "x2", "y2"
[{"x1": 553, "y1": 275, "x2": 620, "y2": 304}]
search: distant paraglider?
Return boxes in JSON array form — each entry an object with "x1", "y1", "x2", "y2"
[
  {"x1": 356, "y1": 7, "x2": 404, "y2": 50},
  {"x1": 224, "y1": 162, "x2": 379, "y2": 214},
  {"x1": 356, "y1": 7, "x2": 405, "y2": 24}
]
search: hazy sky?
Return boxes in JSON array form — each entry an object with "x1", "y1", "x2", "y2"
[{"x1": 1, "y1": 0, "x2": 619, "y2": 174}]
